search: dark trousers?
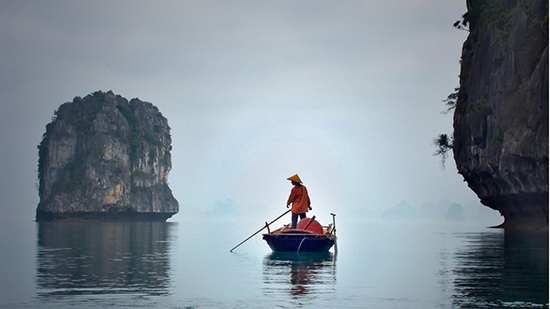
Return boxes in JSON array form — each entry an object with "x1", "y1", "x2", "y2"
[{"x1": 291, "y1": 212, "x2": 306, "y2": 229}]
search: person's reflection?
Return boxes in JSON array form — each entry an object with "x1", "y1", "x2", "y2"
[
  {"x1": 289, "y1": 262, "x2": 308, "y2": 295},
  {"x1": 36, "y1": 221, "x2": 176, "y2": 297},
  {"x1": 263, "y1": 252, "x2": 335, "y2": 298}
]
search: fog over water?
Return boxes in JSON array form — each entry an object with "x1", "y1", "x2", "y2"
[{"x1": 0, "y1": 0, "x2": 497, "y2": 223}]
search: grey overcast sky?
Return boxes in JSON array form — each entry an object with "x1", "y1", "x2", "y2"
[{"x1": 0, "y1": 0, "x2": 481, "y2": 222}]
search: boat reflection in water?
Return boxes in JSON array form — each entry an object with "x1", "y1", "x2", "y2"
[
  {"x1": 36, "y1": 222, "x2": 176, "y2": 298},
  {"x1": 263, "y1": 252, "x2": 336, "y2": 302}
]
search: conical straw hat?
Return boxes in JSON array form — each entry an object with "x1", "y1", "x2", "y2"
[{"x1": 287, "y1": 174, "x2": 302, "y2": 183}]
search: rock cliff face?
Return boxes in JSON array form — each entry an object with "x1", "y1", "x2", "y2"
[
  {"x1": 36, "y1": 91, "x2": 179, "y2": 221},
  {"x1": 453, "y1": 0, "x2": 548, "y2": 231}
]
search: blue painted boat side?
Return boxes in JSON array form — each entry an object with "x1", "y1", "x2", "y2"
[{"x1": 262, "y1": 233, "x2": 335, "y2": 252}]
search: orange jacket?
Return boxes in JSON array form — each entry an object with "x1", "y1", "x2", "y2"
[{"x1": 287, "y1": 185, "x2": 311, "y2": 214}]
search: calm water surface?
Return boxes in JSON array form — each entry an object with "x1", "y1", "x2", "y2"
[{"x1": 0, "y1": 218, "x2": 547, "y2": 308}]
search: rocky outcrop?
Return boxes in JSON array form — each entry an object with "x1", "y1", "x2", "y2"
[
  {"x1": 36, "y1": 91, "x2": 179, "y2": 221},
  {"x1": 453, "y1": 0, "x2": 548, "y2": 231}
]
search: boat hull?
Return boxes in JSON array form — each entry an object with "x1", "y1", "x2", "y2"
[{"x1": 262, "y1": 231, "x2": 335, "y2": 252}]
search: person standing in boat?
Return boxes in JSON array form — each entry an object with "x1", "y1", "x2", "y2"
[{"x1": 286, "y1": 174, "x2": 312, "y2": 229}]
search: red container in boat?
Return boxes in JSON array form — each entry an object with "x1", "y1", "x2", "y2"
[{"x1": 296, "y1": 217, "x2": 323, "y2": 234}]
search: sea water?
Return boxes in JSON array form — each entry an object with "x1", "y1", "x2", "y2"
[{"x1": 0, "y1": 218, "x2": 547, "y2": 308}]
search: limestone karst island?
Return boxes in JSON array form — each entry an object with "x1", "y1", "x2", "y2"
[
  {"x1": 36, "y1": 91, "x2": 179, "y2": 221},
  {"x1": 446, "y1": 0, "x2": 548, "y2": 232}
]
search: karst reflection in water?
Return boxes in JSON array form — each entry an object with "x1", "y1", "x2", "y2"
[
  {"x1": 262, "y1": 252, "x2": 336, "y2": 303},
  {"x1": 450, "y1": 231, "x2": 548, "y2": 308},
  {"x1": 36, "y1": 221, "x2": 177, "y2": 297}
]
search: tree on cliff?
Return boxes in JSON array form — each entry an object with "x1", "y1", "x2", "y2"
[
  {"x1": 433, "y1": 133, "x2": 453, "y2": 168},
  {"x1": 433, "y1": 87, "x2": 459, "y2": 167}
]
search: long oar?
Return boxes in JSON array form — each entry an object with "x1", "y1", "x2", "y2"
[{"x1": 230, "y1": 209, "x2": 291, "y2": 253}]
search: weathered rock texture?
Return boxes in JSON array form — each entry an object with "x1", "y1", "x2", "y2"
[
  {"x1": 453, "y1": 0, "x2": 548, "y2": 231},
  {"x1": 37, "y1": 91, "x2": 179, "y2": 221}
]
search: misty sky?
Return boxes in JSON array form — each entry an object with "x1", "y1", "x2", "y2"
[{"x1": 0, "y1": 1, "x2": 486, "y2": 222}]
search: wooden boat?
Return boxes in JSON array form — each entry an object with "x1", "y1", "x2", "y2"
[{"x1": 262, "y1": 216, "x2": 337, "y2": 253}]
